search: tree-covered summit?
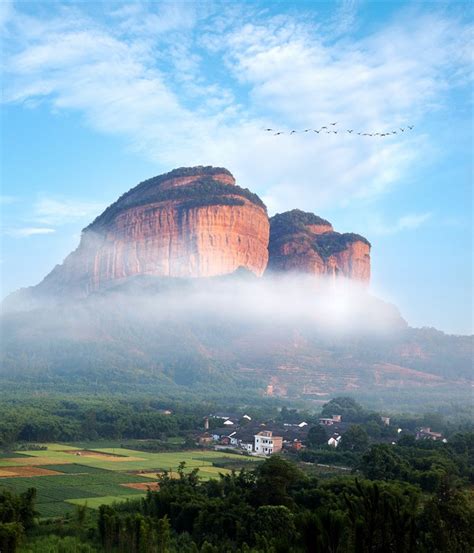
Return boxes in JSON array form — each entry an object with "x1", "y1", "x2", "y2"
[
  {"x1": 86, "y1": 168, "x2": 266, "y2": 230},
  {"x1": 270, "y1": 209, "x2": 332, "y2": 234}
]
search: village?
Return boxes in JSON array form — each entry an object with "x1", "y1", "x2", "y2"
[{"x1": 195, "y1": 409, "x2": 447, "y2": 457}]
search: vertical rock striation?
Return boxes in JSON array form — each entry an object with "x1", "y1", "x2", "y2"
[
  {"x1": 267, "y1": 209, "x2": 371, "y2": 283},
  {"x1": 36, "y1": 167, "x2": 270, "y2": 296}
]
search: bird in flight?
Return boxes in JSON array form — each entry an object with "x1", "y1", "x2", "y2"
[{"x1": 265, "y1": 123, "x2": 414, "y2": 138}]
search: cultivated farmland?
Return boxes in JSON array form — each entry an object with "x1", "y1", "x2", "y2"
[{"x1": 0, "y1": 444, "x2": 260, "y2": 517}]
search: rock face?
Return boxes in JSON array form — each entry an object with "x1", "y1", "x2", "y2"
[
  {"x1": 37, "y1": 167, "x2": 270, "y2": 295},
  {"x1": 267, "y1": 210, "x2": 371, "y2": 283},
  {"x1": 29, "y1": 170, "x2": 370, "y2": 298}
]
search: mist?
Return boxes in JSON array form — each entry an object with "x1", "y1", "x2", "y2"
[{"x1": 2, "y1": 272, "x2": 406, "y2": 339}]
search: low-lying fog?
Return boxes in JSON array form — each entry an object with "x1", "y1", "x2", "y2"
[{"x1": 2, "y1": 273, "x2": 406, "y2": 338}]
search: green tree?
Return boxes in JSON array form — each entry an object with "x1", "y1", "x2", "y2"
[
  {"x1": 359, "y1": 445, "x2": 408, "y2": 481},
  {"x1": 419, "y1": 477, "x2": 474, "y2": 552},
  {"x1": 321, "y1": 397, "x2": 364, "y2": 421},
  {"x1": 306, "y1": 425, "x2": 328, "y2": 447},
  {"x1": 298, "y1": 510, "x2": 347, "y2": 553},
  {"x1": 344, "y1": 480, "x2": 418, "y2": 553},
  {"x1": 340, "y1": 425, "x2": 369, "y2": 452},
  {"x1": 157, "y1": 515, "x2": 171, "y2": 553},
  {"x1": 254, "y1": 456, "x2": 305, "y2": 506},
  {"x1": 254, "y1": 505, "x2": 296, "y2": 550},
  {"x1": 0, "y1": 522, "x2": 23, "y2": 553}
]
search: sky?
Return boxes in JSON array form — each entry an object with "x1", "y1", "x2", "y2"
[{"x1": 0, "y1": 0, "x2": 472, "y2": 334}]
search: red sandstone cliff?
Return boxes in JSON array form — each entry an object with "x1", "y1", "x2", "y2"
[
  {"x1": 31, "y1": 170, "x2": 370, "y2": 298},
  {"x1": 267, "y1": 210, "x2": 370, "y2": 283},
  {"x1": 37, "y1": 167, "x2": 270, "y2": 295}
]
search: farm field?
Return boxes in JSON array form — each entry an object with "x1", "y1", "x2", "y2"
[
  {"x1": 67, "y1": 494, "x2": 147, "y2": 510},
  {"x1": 0, "y1": 444, "x2": 260, "y2": 518}
]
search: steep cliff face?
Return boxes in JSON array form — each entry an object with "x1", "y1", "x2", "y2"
[
  {"x1": 267, "y1": 210, "x2": 370, "y2": 282},
  {"x1": 37, "y1": 166, "x2": 270, "y2": 295}
]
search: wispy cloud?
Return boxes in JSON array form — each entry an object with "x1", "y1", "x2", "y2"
[
  {"x1": 0, "y1": 195, "x2": 18, "y2": 205},
  {"x1": 1, "y1": 3, "x2": 472, "y2": 214},
  {"x1": 329, "y1": 0, "x2": 360, "y2": 36},
  {"x1": 34, "y1": 198, "x2": 105, "y2": 226},
  {"x1": 6, "y1": 227, "x2": 56, "y2": 238},
  {"x1": 371, "y1": 212, "x2": 432, "y2": 235}
]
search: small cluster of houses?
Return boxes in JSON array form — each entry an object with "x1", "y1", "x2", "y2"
[
  {"x1": 196, "y1": 411, "x2": 357, "y2": 455},
  {"x1": 196, "y1": 411, "x2": 446, "y2": 455},
  {"x1": 197, "y1": 412, "x2": 310, "y2": 455},
  {"x1": 416, "y1": 427, "x2": 446, "y2": 442}
]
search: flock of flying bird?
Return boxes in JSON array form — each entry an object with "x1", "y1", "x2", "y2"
[{"x1": 264, "y1": 122, "x2": 415, "y2": 137}]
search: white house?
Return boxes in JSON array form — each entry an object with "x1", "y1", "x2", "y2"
[
  {"x1": 328, "y1": 433, "x2": 342, "y2": 447},
  {"x1": 254, "y1": 431, "x2": 283, "y2": 455}
]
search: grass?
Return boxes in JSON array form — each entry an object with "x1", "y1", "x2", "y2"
[
  {"x1": 0, "y1": 452, "x2": 31, "y2": 459},
  {"x1": 11, "y1": 447, "x2": 259, "y2": 472},
  {"x1": 44, "y1": 464, "x2": 112, "y2": 474},
  {"x1": 0, "y1": 444, "x2": 261, "y2": 517},
  {"x1": 67, "y1": 494, "x2": 146, "y2": 510}
]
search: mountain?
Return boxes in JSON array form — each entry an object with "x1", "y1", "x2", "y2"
[
  {"x1": 34, "y1": 166, "x2": 270, "y2": 297},
  {"x1": 268, "y1": 210, "x2": 370, "y2": 282},
  {"x1": 18, "y1": 166, "x2": 371, "y2": 298},
  {"x1": 1, "y1": 166, "x2": 471, "y2": 407},
  {"x1": 1, "y1": 275, "x2": 471, "y2": 408}
]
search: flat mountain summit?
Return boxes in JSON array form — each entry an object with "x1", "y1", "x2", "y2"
[{"x1": 23, "y1": 166, "x2": 370, "y2": 297}]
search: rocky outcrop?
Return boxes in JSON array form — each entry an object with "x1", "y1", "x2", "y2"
[
  {"x1": 267, "y1": 210, "x2": 370, "y2": 283},
  {"x1": 27, "y1": 170, "x2": 371, "y2": 298},
  {"x1": 36, "y1": 167, "x2": 270, "y2": 296}
]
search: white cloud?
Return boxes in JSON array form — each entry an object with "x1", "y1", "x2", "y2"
[
  {"x1": 0, "y1": 195, "x2": 18, "y2": 205},
  {"x1": 34, "y1": 198, "x2": 105, "y2": 225},
  {"x1": 6, "y1": 227, "x2": 56, "y2": 238},
  {"x1": 370, "y1": 212, "x2": 432, "y2": 235},
  {"x1": 329, "y1": 0, "x2": 359, "y2": 37},
  {"x1": 1, "y1": 4, "x2": 471, "y2": 214}
]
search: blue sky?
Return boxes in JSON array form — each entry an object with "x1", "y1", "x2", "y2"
[{"x1": 1, "y1": 0, "x2": 472, "y2": 334}]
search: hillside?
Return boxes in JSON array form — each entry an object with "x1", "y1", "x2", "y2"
[{"x1": 1, "y1": 274, "x2": 471, "y2": 408}]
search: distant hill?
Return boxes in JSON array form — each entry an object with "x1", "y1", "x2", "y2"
[
  {"x1": 1, "y1": 167, "x2": 470, "y2": 408},
  {"x1": 1, "y1": 274, "x2": 471, "y2": 407}
]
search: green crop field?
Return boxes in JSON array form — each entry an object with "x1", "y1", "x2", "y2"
[
  {"x1": 67, "y1": 494, "x2": 147, "y2": 510},
  {"x1": 0, "y1": 444, "x2": 261, "y2": 518},
  {"x1": 0, "y1": 463, "x2": 151, "y2": 517}
]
